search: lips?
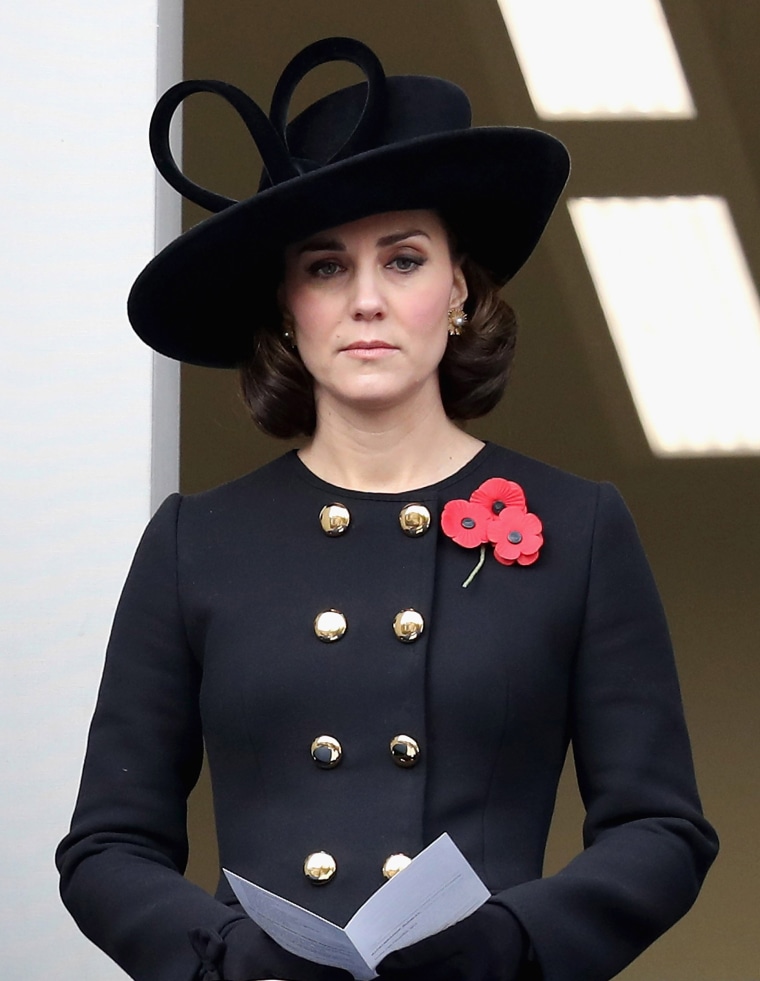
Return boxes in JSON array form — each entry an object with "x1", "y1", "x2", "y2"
[{"x1": 342, "y1": 340, "x2": 397, "y2": 351}]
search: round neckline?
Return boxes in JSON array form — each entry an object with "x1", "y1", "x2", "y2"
[{"x1": 286, "y1": 441, "x2": 496, "y2": 501}]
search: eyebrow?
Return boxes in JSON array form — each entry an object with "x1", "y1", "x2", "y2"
[
  {"x1": 378, "y1": 229, "x2": 431, "y2": 247},
  {"x1": 296, "y1": 228, "x2": 431, "y2": 254}
]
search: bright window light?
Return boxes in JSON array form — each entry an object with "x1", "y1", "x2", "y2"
[
  {"x1": 568, "y1": 196, "x2": 760, "y2": 456},
  {"x1": 498, "y1": 0, "x2": 695, "y2": 118}
]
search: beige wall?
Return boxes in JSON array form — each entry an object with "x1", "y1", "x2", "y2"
[{"x1": 179, "y1": 3, "x2": 760, "y2": 977}]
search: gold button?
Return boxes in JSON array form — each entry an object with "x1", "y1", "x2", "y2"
[
  {"x1": 393, "y1": 609, "x2": 424, "y2": 643},
  {"x1": 311, "y1": 735, "x2": 342, "y2": 769},
  {"x1": 303, "y1": 851, "x2": 337, "y2": 884},
  {"x1": 320, "y1": 503, "x2": 351, "y2": 536},
  {"x1": 382, "y1": 853, "x2": 412, "y2": 879},
  {"x1": 399, "y1": 504, "x2": 431, "y2": 537},
  {"x1": 390, "y1": 734, "x2": 421, "y2": 767},
  {"x1": 314, "y1": 609, "x2": 347, "y2": 642}
]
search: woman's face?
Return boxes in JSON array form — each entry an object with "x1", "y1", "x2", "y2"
[{"x1": 281, "y1": 209, "x2": 467, "y2": 416}]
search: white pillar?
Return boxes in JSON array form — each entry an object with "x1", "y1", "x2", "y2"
[{"x1": 0, "y1": 2, "x2": 182, "y2": 978}]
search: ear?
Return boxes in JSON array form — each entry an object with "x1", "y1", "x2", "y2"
[{"x1": 449, "y1": 264, "x2": 468, "y2": 309}]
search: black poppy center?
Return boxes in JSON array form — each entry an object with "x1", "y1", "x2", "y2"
[
  {"x1": 461, "y1": 517, "x2": 476, "y2": 529},
  {"x1": 492, "y1": 501, "x2": 506, "y2": 514},
  {"x1": 507, "y1": 530, "x2": 523, "y2": 544}
]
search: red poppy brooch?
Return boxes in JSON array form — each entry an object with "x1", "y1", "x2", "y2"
[{"x1": 441, "y1": 478, "x2": 543, "y2": 587}]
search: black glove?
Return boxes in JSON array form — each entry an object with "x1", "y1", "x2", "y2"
[
  {"x1": 190, "y1": 918, "x2": 353, "y2": 981},
  {"x1": 376, "y1": 902, "x2": 528, "y2": 981}
]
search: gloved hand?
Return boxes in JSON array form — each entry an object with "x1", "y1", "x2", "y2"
[
  {"x1": 190, "y1": 918, "x2": 353, "y2": 981},
  {"x1": 376, "y1": 902, "x2": 527, "y2": 981}
]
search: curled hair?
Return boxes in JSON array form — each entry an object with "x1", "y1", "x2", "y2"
[
  {"x1": 239, "y1": 256, "x2": 517, "y2": 439},
  {"x1": 240, "y1": 315, "x2": 317, "y2": 439},
  {"x1": 439, "y1": 256, "x2": 518, "y2": 420}
]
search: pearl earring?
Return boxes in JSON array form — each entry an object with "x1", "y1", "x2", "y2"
[
  {"x1": 447, "y1": 307, "x2": 467, "y2": 336},
  {"x1": 282, "y1": 311, "x2": 297, "y2": 348}
]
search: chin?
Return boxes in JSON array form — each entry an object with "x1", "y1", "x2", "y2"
[
  {"x1": 344, "y1": 384, "x2": 435, "y2": 415},
  {"x1": 344, "y1": 391, "x2": 406, "y2": 412},
  {"x1": 316, "y1": 370, "x2": 441, "y2": 415}
]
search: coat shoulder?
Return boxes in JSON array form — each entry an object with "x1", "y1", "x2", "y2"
[
  {"x1": 176, "y1": 452, "x2": 299, "y2": 513},
  {"x1": 471, "y1": 443, "x2": 603, "y2": 511}
]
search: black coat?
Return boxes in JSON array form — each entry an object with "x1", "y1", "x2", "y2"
[{"x1": 56, "y1": 443, "x2": 718, "y2": 981}]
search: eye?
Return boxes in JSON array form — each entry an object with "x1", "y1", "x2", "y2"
[
  {"x1": 308, "y1": 259, "x2": 344, "y2": 278},
  {"x1": 388, "y1": 254, "x2": 425, "y2": 273}
]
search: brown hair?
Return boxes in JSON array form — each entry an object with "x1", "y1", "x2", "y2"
[{"x1": 239, "y1": 255, "x2": 518, "y2": 439}]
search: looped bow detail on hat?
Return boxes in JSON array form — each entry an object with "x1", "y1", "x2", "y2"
[
  {"x1": 150, "y1": 79, "x2": 295, "y2": 213},
  {"x1": 269, "y1": 37, "x2": 387, "y2": 168},
  {"x1": 149, "y1": 37, "x2": 387, "y2": 214}
]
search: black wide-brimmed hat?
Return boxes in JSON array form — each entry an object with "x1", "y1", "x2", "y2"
[{"x1": 128, "y1": 37, "x2": 570, "y2": 368}]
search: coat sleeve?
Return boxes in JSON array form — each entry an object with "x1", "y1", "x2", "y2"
[
  {"x1": 55, "y1": 495, "x2": 245, "y2": 981},
  {"x1": 491, "y1": 482, "x2": 718, "y2": 981}
]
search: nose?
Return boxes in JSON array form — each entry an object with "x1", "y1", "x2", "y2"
[{"x1": 350, "y1": 263, "x2": 386, "y2": 321}]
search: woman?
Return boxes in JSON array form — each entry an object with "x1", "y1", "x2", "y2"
[{"x1": 56, "y1": 37, "x2": 718, "y2": 981}]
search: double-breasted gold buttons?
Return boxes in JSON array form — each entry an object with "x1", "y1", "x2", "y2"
[
  {"x1": 393, "y1": 609, "x2": 424, "y2": 643},
  {"x1": 382, "y1": 853, "x2": 412, "y2": 879},
  {"x1": 304, "y1": 851, "x2": 337, "y2": 884},
  {"x1": 314, "y1": 609, "x2": 347, "y2": 642},
  {"x1": 398, "y1": 504, "x2": 431, "y2": 537},
  {"x1": 390, "y1": 734, "x2": 420, "y2": 767},
  {"x1": 311, "y1": 735, "x2": 342, "y2": 769},
  {"x1": 319, "y1": 503, "x2": 351, "y2": 536}
]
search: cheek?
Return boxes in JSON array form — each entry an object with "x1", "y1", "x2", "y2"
[
  {"x1": 281, "y1": 278, "x2": 310, "y2": 325},
  {"x1": 405, "y1": 288, "x2": 451, "y2": 337},
  {"x1": 404, "y1": 298, "x2": 450, "y2": 378},
  {"x1": 285, "y1": 286, "x2": 338, "y2": 344}
]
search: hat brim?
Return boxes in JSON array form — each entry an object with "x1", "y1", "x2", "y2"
[{"x1": 128, "y1": 127, "x2": 569, "y2": 368}]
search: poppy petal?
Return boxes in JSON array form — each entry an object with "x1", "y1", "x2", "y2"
[
  {"x1": 441, "y1": 499, "x2": 490, "y2": 548},
  {"x1": 471, "y1": 478, "x2": 526, "y2": 515},
  {"x1": 493, "y1": 548, "x2": 516, "y2": 566},
  {"x1": 522, "y1": 512, "x2": 543, "y2": 534},
  {"x1": 516, "y1": 550, "x2": 540, "y2": 566}
]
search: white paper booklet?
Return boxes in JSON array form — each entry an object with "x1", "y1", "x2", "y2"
[{"x1": 224, "y1": 832, "x2": 490, "y2": 980}]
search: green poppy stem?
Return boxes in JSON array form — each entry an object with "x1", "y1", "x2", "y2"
[{"x1": 462, "y1": 544, "x2": 487, "y2": 588}]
